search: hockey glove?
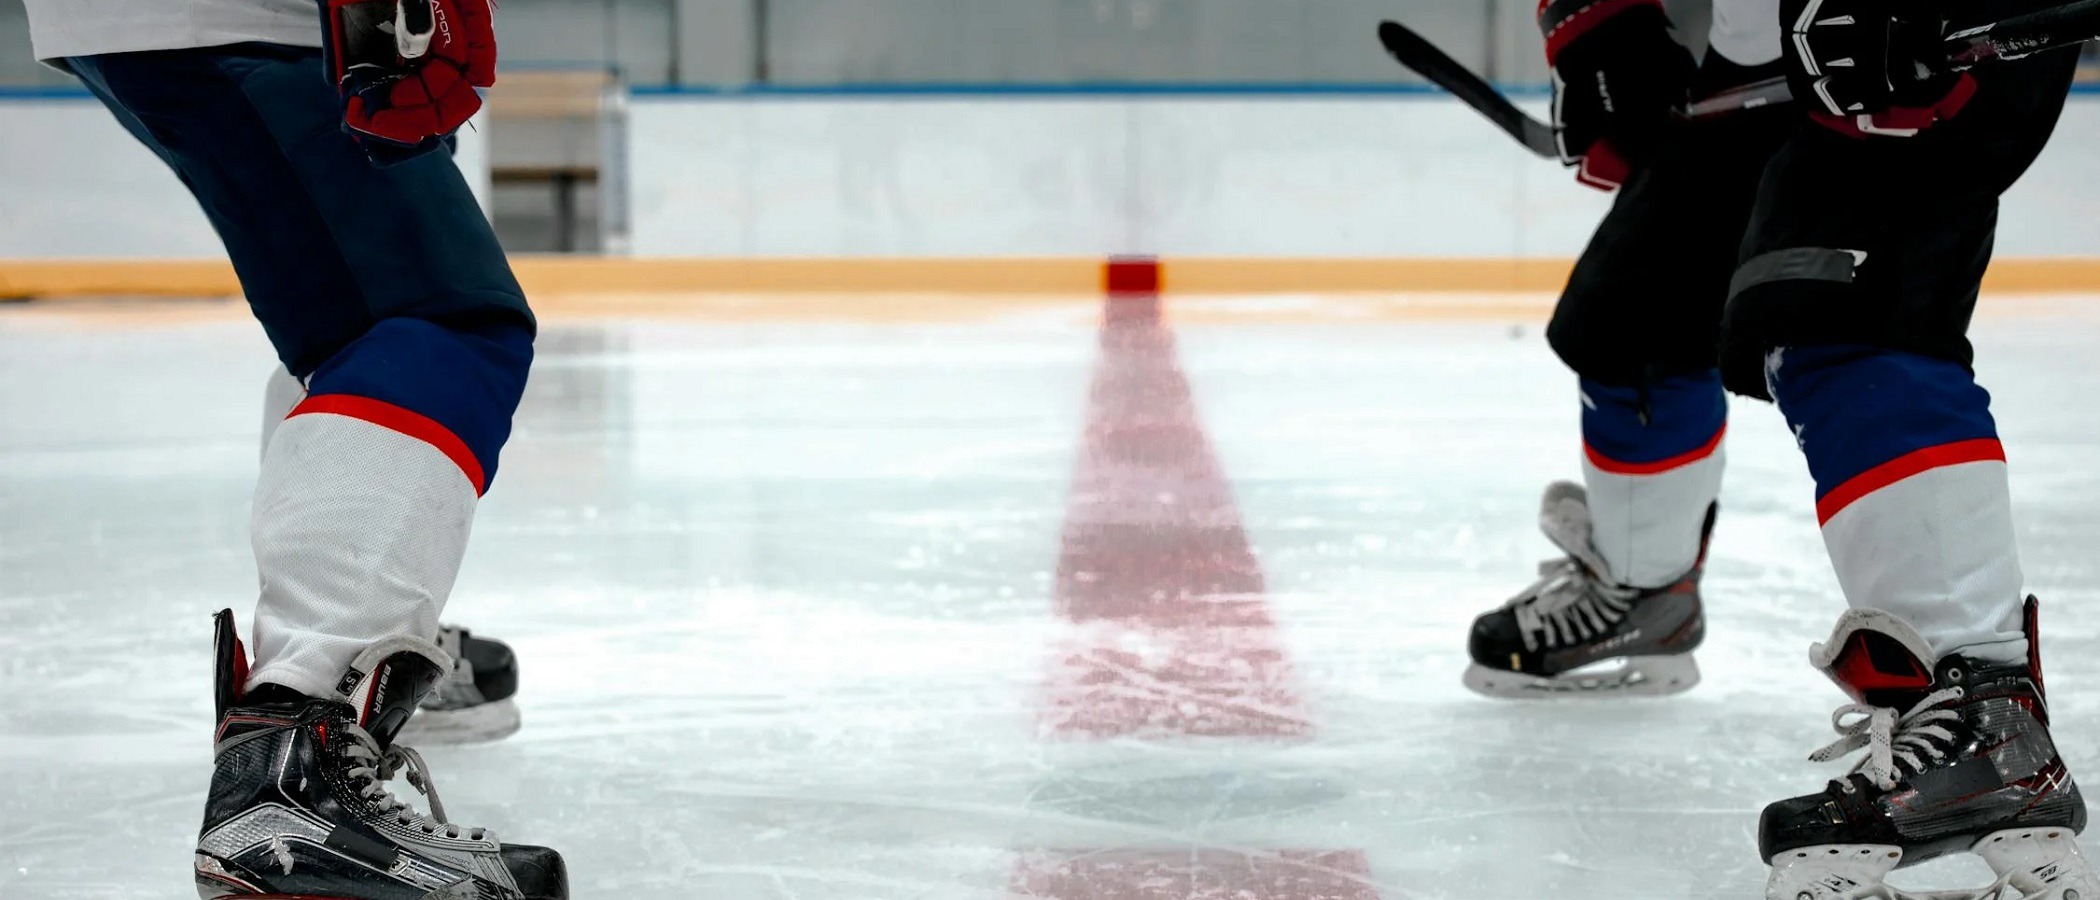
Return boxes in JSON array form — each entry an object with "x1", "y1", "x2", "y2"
[
  {"x1": 1781, "y1": 0, "x2": 1976, "y2": 138},
  {"x1": 1540, "y1": 0, "x2": 1696, "y2": 191},
  {"x1": 324, "y1": 0, "x2": 497, "y2": 163}
]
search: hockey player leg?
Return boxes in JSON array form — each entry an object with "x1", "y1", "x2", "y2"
[
  {"x1": 1462, "y1": 373, "x2": 1723, "y2": 699},
  {"x1": 260, "y1": 363, "x2": 521, "y2": 744},
  {"x1": 1464, "y1": 58, "x2": 1788, "y2": 699},
  {"x1": 66, "y1": 45, "x2": 560, "y2": 899},
  {"x1": 1726, "y1": 45, "x2": 2086, "y2": 899}
]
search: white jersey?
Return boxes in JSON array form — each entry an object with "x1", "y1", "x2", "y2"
[
  {"x1": 1710, "y1": 0, "x2": 1783, "y2": 66},
  {"x1": 24, "y1": 0, "x2": 320, "y2": 63}
]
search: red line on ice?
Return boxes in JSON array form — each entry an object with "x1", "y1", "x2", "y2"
[{"x1": 1041, "y1": 281, "x2": 1310, "y2": 739}]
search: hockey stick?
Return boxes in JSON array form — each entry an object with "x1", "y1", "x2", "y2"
[
  {"x1": 1374, "y1": 20, "x2": 1560, "y2": 158},
  {"x1": 1378, "y1": 0, "x2": 2100, "y2": 160},
  {"x1": 1945, "y1": 0, "x2": 2100, "y2": 66},
  {"x1": 1372, "y1": 20, "x2": 1786, "y2": 160}
]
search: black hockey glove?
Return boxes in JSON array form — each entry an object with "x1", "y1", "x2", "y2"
[
  {"x1": 1781, "y1": 0, "x2": 1976, "y2": 138},
  {"x1": 1540, "y1": 0, "x2": 1695, "y2": 191}
]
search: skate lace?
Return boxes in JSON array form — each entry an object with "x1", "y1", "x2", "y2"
[
  {"x1": 340, "y1": 723, "x2": 487, "y2": 841},
  {"x1": 1809, "y1": 687, "x2": 1966, "y2": 792},
  {"x1": 1507, "y1": 556, "x2": 1638, "y2": 651}
]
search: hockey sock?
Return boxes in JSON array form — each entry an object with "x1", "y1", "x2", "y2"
[
  {"x1": 1579, "y1": 370, "x2": 1727, "y2": 588},
  {"x1": 1768, "y1": 344, "x2": 2026, "y2": 664},
  {"x1": 246, "y1": 317, "x2": 532, "y2": 697}
]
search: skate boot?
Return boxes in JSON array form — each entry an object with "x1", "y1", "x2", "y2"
[
  {"x1": 194, "y1": 610, "x2": 566, "y2": 900},
  {"x1": 1762, "y1": 602, "x2": 2096, "y2": 900},
  {"x1": 1463, "y1": 481, "x2": 1711, "y2": 698},
  {"x1": 398, "y1": 624, "x2": 523, "y2": 745}
]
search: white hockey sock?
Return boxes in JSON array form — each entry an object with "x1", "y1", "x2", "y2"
[
  {"x1": 246, "y1": 407, "x2": 477, "y2": 697},
  {"x1": 1583, "y1": 447, "x2": 1724, "y2": 589},
  {"x1": 1578, "y1": 373, "x2": 1727, "y2": 589},
  {"x1": 1771, "y1": 346, "x2": 2027, "y2": 665}
]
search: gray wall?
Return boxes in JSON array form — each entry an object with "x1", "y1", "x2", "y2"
[{"x1": 1, "y1": 0, "x2": 1678, "y2": 88}]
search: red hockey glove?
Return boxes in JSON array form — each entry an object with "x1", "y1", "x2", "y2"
[
  {"x1": 325, "y1": 0, "x2": 497, "y2": 158},
  {"x1": 1540, "y1": 0, "x2": 1695, "y2": 191},
  {"x1": 1781, "y1": 0, "x2": 1975, "y2": 138}
]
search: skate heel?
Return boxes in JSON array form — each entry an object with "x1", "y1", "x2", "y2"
[
  {"x1": 398, "y1": 696, "x2": 521, "y2": 745},
  {"x1": 1764, "y1": 844, "x2": 1902, "y2": 900},
  {"x1": 1974, "y1": 828, "x2": 2100, "y2": 900},
  {"x1": 193, "y1": 852, "x2": 261, "y2": 899}
]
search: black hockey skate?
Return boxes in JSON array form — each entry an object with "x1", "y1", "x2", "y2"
[
  {"x1": 1762, "y1": 602, "x2": 2097, "y2": 900},
  {"x1": 398, "y1": 624, "x2": 523, "y2": 745},
  {"x1": 1463, "y1": 481, "x2": 1711, "y2": 698},
  {"x1": 194, "y1": 610, "x2": 566, "y2": 900}
]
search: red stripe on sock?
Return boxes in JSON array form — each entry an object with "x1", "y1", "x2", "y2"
[
  {"x1": 1012, "y1": 849, "x2": 1377, "y2": 900},
  {"x1": 1584, "y1": 423, "x2": 1726, "y2": 476},
  {"x1": 1043, "y1": 290, "x2": 1308, "y2": 739},
  {"x1": 1815, "y1": 438, "x2": 2005, "y2": 525},
  {"x1": 288, "y1": 394, "x2": 488, "y2": 495}
]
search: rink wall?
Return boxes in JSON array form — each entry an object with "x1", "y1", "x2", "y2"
[{"x1": 4, "y1": 88, "x2": 2100, "y2": 297}]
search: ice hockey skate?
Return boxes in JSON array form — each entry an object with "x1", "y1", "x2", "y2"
[
  {"x1": 1762, "y1": 603, "x2": 2097, "y2": 900},
  {"x1": 398, "y1": 624, "x2": 523, "y2": 745},
  {"x1": 1463, "y1": 481, "x2": 1711, "y2": 698},
  {"x1": 195, "y1": 610, "x2": 566, "y2": 900}
]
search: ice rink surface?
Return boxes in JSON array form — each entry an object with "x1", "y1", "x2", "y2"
[{"x1": 6, "y1": 294, "x2": 2100, "y2": 899}]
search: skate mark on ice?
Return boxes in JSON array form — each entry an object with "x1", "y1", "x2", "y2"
[
  {"x1": 1010, "y1": 848, "x2": 1379, "y2": 900},
  {"x1": 1043, "y1": 289, "x2": 1310, "y2": 739}
]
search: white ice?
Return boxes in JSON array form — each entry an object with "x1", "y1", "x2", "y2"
[{"x1": 5, "y1": 296, "x2": 2100, "y2": 899}]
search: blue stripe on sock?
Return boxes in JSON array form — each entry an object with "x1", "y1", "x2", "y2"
[
  {"x1": 1767, "y1": 345, "x2": 1999, "y2": 500},
  {"x1": 1580, "y1": 370, "x2": 1726, "y2": 465},
  {"x1": 302, "y1": 318, "x2": 533, "y2": 487}
]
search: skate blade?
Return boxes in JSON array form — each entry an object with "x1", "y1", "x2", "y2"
[
  {"x1": 395, "y1": 697, "x2": 521, "y2": 746},
  {"x1": 1462, "y1": 654, "x2": 1699, "y2": 699},
  {"x1": 1974, "y1": 827, "x2": 2100, "y2": 900},
  {"x1": 1766, "y1": 844, "x2": 1907, "y2": 900},
  {"x1": 1764, "y1": 829, "x2": 2100, "y2": 900}
]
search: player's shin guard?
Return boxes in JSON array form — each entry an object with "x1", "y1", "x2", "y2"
[
  {"x1": 1579, "y1": 371, "x2": 1727, "y2": 589},
  {"x1": 246, "y1": 317, "x2": 532, "y2": 698},
  {"x1": 1767, "y1": 345, "x2": 2027, "y2": 664}
]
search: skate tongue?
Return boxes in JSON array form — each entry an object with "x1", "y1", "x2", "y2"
[
  {"x1": 334, "y1": 636, "x2": 451, "y2": 749},
  {"x1": 1809, "y1": 609, "x2": 1938, "y2": 709},
  {"x1": 1538, "y1": 481, "x2": 1615, "y2": 582},
  {"x1": 212, "y1": 609, "x2": 251, "y2": 722}
]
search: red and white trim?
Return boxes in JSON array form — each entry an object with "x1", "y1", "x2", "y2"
[
  {"x1": 1815, "y1": 438, "x2": 2005, "y2": 525},
  {"x1": 1584, "y1": 423, "x2": 1726, "y2": 476},
  {"x1": 289, "y1": 394, "x2": 488, "y2": 496}
]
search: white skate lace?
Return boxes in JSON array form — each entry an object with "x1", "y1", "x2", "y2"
[
  {"x1": 1507, "y1": 556, "x2": 1638, "y2": 651},
  {"x1": 1809, "y1": 687, "x2": 1966, "y2": 792},
  {"x1": 340, "y1": 723, "x2": 488, "y2": 841}
]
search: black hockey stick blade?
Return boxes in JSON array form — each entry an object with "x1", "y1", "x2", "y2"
[{"x1": 1376, "y1": 20, "x2": 1560, "y2": 159}]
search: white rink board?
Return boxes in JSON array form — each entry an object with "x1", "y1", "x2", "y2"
[
  {"x1": 626, "y1": 94, "x2": 2100, "y2": 259},
  {"x1": 0, "y1": 99, "x2": 492, "y2": 259},
  {"x1": 3, "y1": 92, "x2": 2096, "y2": 259}
]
